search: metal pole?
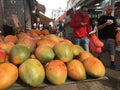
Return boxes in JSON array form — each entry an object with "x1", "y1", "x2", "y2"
[{"x1": 111, "y1": 0, "x2": 115, "y2": 16}]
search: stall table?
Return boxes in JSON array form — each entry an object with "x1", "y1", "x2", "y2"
[{"x1": 8, "y1": 76, "x2": 108, "y2": 90}]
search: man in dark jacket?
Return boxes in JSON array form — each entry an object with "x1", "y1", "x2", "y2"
[{"x1": 97, "y1": 5, "x2": 119, "y2": 70}]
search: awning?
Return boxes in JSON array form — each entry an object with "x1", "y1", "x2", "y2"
[
  {"x1": 27, "y1": 0, "x2": 46, "y2": 13},
  {"x1": 55, "y1": 8, "x2": 74, "y2": 21},
  {"x1": 74, "y1": 0, "x2": 103, "y2": 10},
  {"x1": 39, "y1": 13, "x2": 54, "y2": 25},
  {"x1": 37, "y1": 3, "x2": 46, "y2": 13},
  {"x1": 84, "y1": 0, "x2": 103, "y2": 9},
  {"x1": 66, "y1": 8, "x2": 74, "y2": 15},
  {"x1": 56, "y1": 12, "x2": 66, "y2": 21}
]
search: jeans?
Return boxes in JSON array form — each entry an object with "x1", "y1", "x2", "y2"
[{"x1": 74, "y1": 37, "x2": 89, "y2": 51}]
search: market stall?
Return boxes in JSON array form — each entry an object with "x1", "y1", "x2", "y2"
[
  {"x1": 9, "y1": 76, "x2": 108, "y2": 90},
  {"x1": 39, "y1": 12, "x2": 54, "y2": 25},
  {"x1": 0, "y1": 33, "x2": 108, "y2": 90}
]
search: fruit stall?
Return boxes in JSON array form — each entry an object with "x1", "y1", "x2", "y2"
[
  {"x1": 8, "y1": 76, "x2": 108, "y2": 90},
  {"x1": 0, "y1": 30, "x2": 107, "y2": 90}
]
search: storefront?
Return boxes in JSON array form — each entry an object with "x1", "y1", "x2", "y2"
[{"x1": 72, "y1": 0, "x2": 120, "y2": 27}]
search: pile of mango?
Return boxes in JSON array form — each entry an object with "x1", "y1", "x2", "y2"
[{"x1": 0, "y1": 33, "x2": 106, "y2": 90}]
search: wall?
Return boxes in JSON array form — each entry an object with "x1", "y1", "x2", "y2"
[
  {"x1": 0, "y1": 0, "x2": 3, "y2": 33},
  {"x1": 3, "y1": 0, "x2": 25, "y2": 29}
]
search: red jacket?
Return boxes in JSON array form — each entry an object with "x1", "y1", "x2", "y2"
[{"x1": 70, "y1": 11, "x2": 92, "y2": 38}]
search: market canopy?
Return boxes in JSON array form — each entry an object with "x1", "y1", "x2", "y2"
[
  {"x1": 56, "y1": 12, "x2": 66, "y2": 21},
  {"x1": 37, "y1": 3, "x2": 46, "y2": 14},
  {"x1": 55, "y1": 8, "x2": 74, "y2": 21},
  {"x1": 39, "y1": 13, "x2": 54, "y2": 25}
]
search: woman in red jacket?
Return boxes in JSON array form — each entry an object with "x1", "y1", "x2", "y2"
[{"x1": 70, "y1": 5, "x2": 92, "y2": 51}]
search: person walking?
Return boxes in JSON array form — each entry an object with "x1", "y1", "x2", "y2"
[
  {"x1": 52, "y1": 19, "x2": 58, "y2": 34},
  {"x1": 97, "y1": 5, "x2": 119, "y2": 70},
  {"x1": 64, "y1": 9, "x2": 74, "y2": 42},
  {"x1": 33, "y1": 17, "x2": 43, "y2": 30},
  {"x1": 57, "y1": 20, "x2": 65, "y2": 38},
  {"x1": 70, "y1": 5, "x2": 92, "y2": 51}
]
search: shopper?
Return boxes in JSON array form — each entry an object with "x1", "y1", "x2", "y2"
[
  {"x1": 52, "y1": 19, "x2": 58, "y2": 34},
  {"x1": 70, "y1": 5, "x2": 92, "y2": 51},
  {"x1": 33, "y1": 17, "x2": 43, "y2": 30},
  {"x1": 97, "y1": 5, "x2": 119, "y2": 70},
  {"x1": 64, "y1": 9, "x2": 74, "y2": 42},
  {"x1": 57, "y1": 20, "x2": 65, "y2": 37}
]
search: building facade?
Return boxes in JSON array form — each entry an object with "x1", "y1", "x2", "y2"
[
  {"x1": 51, "y1": 7, "x2": 66, "y2": 19},
  {"x1": 0, "y1": 0, "x2": 48, "y2": 35}
]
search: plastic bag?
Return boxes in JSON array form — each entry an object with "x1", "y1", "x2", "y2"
[
  {"x1": 89, "y1": 37, "x2": 101, "y2": 53},
  {"x1": 90, "y1": 34, "x2": 104, "y2": 47},
  {"x1": 116, "y1": 30, "x2": 120, "y2": 46},
  {"x1": 89, "y1": 34, "x2": 104, "y2": 53}
]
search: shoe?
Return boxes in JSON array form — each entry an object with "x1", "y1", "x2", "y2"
[
  {"x1": 110, "y1": 64, "x2": 120, "y2": 71},
  {"x1": 97, "y1": 56, "x2": 100, "y2": 59},
  {"x1": 110, "y1": 64, "x2": 116, "y2": 69}
]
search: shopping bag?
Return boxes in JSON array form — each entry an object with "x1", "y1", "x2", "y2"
[
  {"x1": 116, "y1": 30, "x2": 120, "y2": 46},
  {"x1": 89, "y1": 36, "x2": 102, "y2": 53},
  {"x1": 90, "y1": 34, "x2": 104, "y2": 47}
]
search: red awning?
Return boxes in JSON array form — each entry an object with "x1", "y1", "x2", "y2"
[
  {"x1": 66, "y1": 8, "x2": 74, "y2": 15},
  {"x1": 56, "y1": 8, "x2": 74, "y2": 21},
  {"x1": 56, "y1": 12, "x2": 66, "y2": 21}
]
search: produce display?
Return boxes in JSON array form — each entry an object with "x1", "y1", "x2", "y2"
[{"x1": 0, "y1": 30, "x2": 106, "y2": 90}]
